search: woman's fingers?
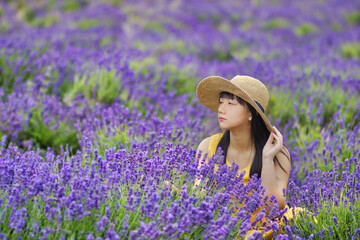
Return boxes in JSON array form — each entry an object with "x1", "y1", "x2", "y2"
[
  {"x1": 273, "y1": 126, "x2": 283, "y2": 138},
  {"x1": 273, "y1": 134, "x2": 282, "y2": 149},
  {"x1": 272, "y1": 126, "x2": 283, "y2": 145},
  {"x1": 272, "y1": 133, "x2": 280, "y2": 147},
  {"x1": 269, "y1": 130, "x2": 282, "y2": 153},
  {"x1": 263, "y1": 126, "x2": 284, "y2": 160},
  {"x1": 267, "y1": 131, "x2": 275, "y2": 145}
]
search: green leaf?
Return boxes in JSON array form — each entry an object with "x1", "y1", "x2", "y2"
[
  {"x1": 339, "y1": 42, "x2": 360, "y2": 60},
  {"x1": 294, "y1": 23, "x2": 317, "y2": 36},
  {"x1": 75, "y1": 19, "x2": 101, "y2": 30},
  {"x1": 262, "y1": 18, "x2": 289, "y2": 30},
  {"x1": 345, "y1": 11, "x2": 360, "y2": 25}
]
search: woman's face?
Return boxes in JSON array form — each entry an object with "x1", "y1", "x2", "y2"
[{"x1": 217, "y1": 97, "x2": 252, "y2": 130}]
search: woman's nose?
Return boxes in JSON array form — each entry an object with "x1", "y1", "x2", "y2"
[{"x1": 218, "y1": 103, "x2": 225, "y2": 114}]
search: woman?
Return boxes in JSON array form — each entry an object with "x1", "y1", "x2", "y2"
[{"x1": 194, "y1": 75, "x2": 293, "y2": 238}]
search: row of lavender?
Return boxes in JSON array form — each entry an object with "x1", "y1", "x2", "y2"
[{"x1": 0, "y1": 0, "x2": 359, "y2": 239}]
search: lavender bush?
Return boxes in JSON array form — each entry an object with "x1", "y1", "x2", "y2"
[{"x1": 0, "y1": 0, "x2": 359, "y2": 239}]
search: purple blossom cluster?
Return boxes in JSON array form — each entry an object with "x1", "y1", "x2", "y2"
[
  {"x1": 0, "y1": 135, "x2": 282, "y2": 239},
  {"x1": 0, "y1": 0, "x2": 359, "y2": 239}
]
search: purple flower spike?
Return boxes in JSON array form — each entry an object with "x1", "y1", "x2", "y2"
[
  {"x1": 96, "y1": 216, "x2": 109, "y2": 232},
  {"x1": 86, "y1": 234, "x2": 95, "y2": 240},
  {"x1": 246, "y1": 231, "x2": 263, "y2": 240},
  {"x1": 332, "y1": 216, "x2": 338, "y2": 227},
  {"x1": 0, "y1": 233, "x2": 7, "y2": 240},
  {"x1": 353, "y1": 228, "x2": 360, "y2": 240}
]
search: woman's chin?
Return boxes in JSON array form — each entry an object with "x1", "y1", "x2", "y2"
[{"x1": 218, "y1": 123, "x2": 228, "y2": 130}]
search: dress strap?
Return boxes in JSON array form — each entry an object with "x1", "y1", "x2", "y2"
[{"x1": 208, "y1": 132, "x2": 225, "y2": 158}]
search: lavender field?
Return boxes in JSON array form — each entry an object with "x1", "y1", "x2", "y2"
[{"x1": 0, "y1": 0, "x2": 359, "y2": 239}]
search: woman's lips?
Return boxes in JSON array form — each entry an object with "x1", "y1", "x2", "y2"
[{"x1": 218, "y1": 117, "x2": 226, "y2": 121}]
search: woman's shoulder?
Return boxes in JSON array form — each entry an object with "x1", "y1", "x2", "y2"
[
  {"x1": 197, "y1": 132, "x2": 225, "y2": 157},
  {"x1": 196, "y1": 137, "x2": 211, "y2": 165},
  {"x1": 196, "y1": 132, "x2": 224, "y2": 165},
  {"x1": 197, "y1": 136, "x2": 211, "y2": 151},
  {"x1": 197, "y1": 132, "x2": 225, "y2": 149}
]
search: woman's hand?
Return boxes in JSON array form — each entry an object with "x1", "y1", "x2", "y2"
[{"x1": 262, "y1": 126, "x2": 283, "y2": 162}]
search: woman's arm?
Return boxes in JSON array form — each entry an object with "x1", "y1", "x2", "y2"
[{"x1": 261, "y1": 126, "x2": 291, "y2": 213}]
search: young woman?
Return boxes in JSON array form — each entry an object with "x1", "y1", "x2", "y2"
[{"x1": 195, "y1": 75, "x2": 293, "y2": 238}]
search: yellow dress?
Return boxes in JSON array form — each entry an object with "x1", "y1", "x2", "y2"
[{"x1": 208, "y1": 132, "x2": 306, "y2": 239}]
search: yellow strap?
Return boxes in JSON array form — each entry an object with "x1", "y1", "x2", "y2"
[{"x1": 208, "y1": 132, "x2": 225, "y2": 158}]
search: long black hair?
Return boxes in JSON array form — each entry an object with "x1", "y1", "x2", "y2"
[{"x1": 216, "y1": 92, "x2": 287, "y2": 178}]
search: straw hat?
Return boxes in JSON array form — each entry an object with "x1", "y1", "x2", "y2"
[{"x1": 196, "y1": 75, "x2": 273, "y2": 132}]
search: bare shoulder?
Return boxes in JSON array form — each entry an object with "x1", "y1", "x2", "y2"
[
  {"x1": 196, "y1": 137, "x2": 211, "y2": 167},
  {"x1": 197, "y1": 137, "x2": 211, "y2": 152}
]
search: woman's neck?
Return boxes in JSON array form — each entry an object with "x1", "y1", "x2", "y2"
[{"x1": 229, "y1": 127, "x2": 253, "y2": 153}]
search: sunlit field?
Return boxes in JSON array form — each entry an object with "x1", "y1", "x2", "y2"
[{"x1": 0, "y1": 0, "x2": 359, "y2": 239}]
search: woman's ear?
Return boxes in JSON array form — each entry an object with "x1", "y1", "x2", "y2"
[{"x1": 248, "y1": 115, "x2": 252, "y2": 121}]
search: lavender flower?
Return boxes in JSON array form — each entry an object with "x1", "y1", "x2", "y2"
[
  {"x1": 86, "y1": 234, "x2": 95, "y2": 240},
  {"x1": 353, "y1": 228, "x2": 360, "y2": 240},
  {"x1": 95, "y1": 216, "x2": 109, "y2": 232},
  {"x1": 332, "y1": 216, "x2": 339, "y2": 227}
]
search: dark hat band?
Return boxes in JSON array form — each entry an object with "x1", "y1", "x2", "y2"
[{"x1": 255, "y1": 101, "x2": 264, "y2": 113}]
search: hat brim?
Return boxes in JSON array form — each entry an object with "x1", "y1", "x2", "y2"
[{"x1": 196, "y1": 76, "x2": 273, "y2": 132}]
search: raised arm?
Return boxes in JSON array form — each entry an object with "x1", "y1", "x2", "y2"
[{"x1": 261, "y1": 126, "x2": 291, "y2": 212}]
